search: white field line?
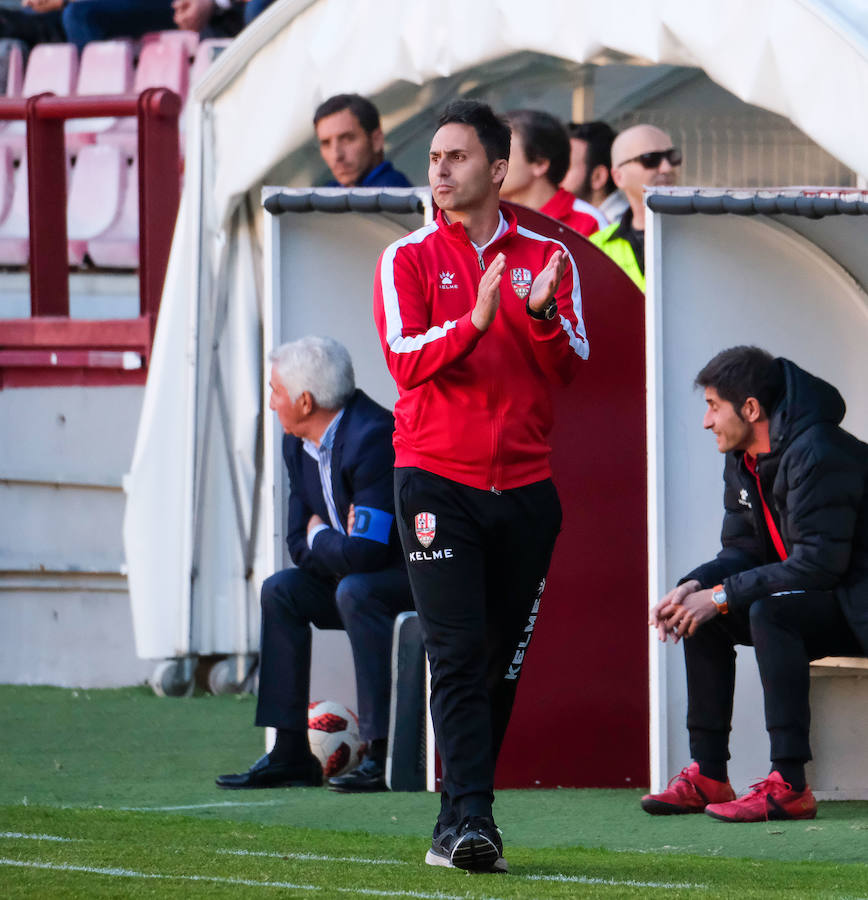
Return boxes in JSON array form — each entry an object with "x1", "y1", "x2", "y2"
[
  {"x1": 218, "y1": 848, "x2": 408, "y2": 865},
  {"x1": 1, "y1": 830, "x2": 710, "y2": 892},
  {"x1": 0, "y1": 858, "x2": 500, "y2": 900},
  {"x1": 116, "y1": 800, "x2": 283, "y2": 811},
  {"x1": 526, "y1": 873, "x2": 708, "y2": 889},
  {"x1": 0, "y1": 833, "x2": 81, "y2": 843},
  {"x1": 217, "y1": 848, "x2": 706, "y2": 891},
  {"x1": 0, "y1": 858, "x2": 317, "y2": 891}
]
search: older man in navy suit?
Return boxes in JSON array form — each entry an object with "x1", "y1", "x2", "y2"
[{"x1": 217, "y1": 336, "x2": 411, "y2": 793}]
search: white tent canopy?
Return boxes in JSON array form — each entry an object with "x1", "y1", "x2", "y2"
[{"x1": 124, "y1": 0, "x2": 868, "y2": 659}]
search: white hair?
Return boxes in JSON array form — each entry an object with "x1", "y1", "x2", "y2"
[{"x1": 269, "y1": 336, "x2": 355, "y2": 410}]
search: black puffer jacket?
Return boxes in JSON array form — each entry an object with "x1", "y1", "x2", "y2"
[{"x1": 684, "y1": 358, "x2": 868, "y2": 653}]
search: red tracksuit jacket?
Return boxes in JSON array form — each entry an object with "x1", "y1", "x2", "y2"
[{"x1": 373, "y1": 205, "x2": 589, "y2": 492}]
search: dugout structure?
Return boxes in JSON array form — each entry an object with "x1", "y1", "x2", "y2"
[
  {"x1": 121, "y1": 0, "x2": 868, "y2": 780},
  {"x1": 260, "y1": 187, "x2": 647, "y2": 789},
  {"x1": 646, "y1": 187, "x2": 868, "y2": 799},
  {"x1": 124, "y1": 0, "x2": 868, "y2": 669}
]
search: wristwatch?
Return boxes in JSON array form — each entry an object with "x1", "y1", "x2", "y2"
[
  {"x1": 526, "y1": 297, "x2": 558, "y2": 320},
  {"x1": 711, "y1": 584, "x2": 729, "y2": 615}
]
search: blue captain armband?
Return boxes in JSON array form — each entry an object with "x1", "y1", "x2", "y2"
[{"x1": 350, "y1": 506, "x2": 393, "y2": 544}]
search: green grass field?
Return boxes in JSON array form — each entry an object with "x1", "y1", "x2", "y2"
[{"x1": 2, "y1": 686, "x2": 868, "y2": 898}]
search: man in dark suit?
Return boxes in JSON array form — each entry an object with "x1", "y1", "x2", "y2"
[{"x1": 216, "y1": 336, "x2": 411, "y2": 793}]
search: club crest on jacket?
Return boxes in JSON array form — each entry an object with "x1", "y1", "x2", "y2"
[
  {"x1": 414, "y1": 512, "x2": 436, "y2": 548},
  {"x1": 510, "y1": 267, "x2": 532, "y2": 299}
]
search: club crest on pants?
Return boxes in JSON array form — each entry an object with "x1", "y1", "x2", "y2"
[
  {"x1": 510, "y1": 267, "x2": 532, "y2": 299},
  {"x1": 414, "y1": 512, "x2": 436, "y2": 548}
]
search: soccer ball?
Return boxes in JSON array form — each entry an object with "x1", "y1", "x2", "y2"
[{"x1": 308, "y1": 700, "x2": 365, "y2": 778}]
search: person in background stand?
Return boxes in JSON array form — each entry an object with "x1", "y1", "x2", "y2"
[
  {"x1": 589, "y1": 123, "x2": 680, "y2": 291},
  {"x1": 500, "y1": 108, "x2": 599, "y2": 237},
  {"x1": 561, "y1": 120, "x2": 625, "y2": 227},
  {"x1": 314, "y1": 92, "x2": 411, "y2": 188},
  {"x1": 0, "y1": 0, "x2": 266, "y2": 51}
]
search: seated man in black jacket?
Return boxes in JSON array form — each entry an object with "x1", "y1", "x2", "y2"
[
  {"x1": 644, "y1": 346, "x2": 868, "y2": 822},
  {"x1": 216, "y1": 336, "x2": 412, "y2": 793}
]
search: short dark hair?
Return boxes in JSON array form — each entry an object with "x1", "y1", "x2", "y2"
[
  {"x1": 437, "y1": 100, "x2": 510, "y2": 164},
  {"x1": 567, "y1": 120, "x2": 617, "y2": 195},
  {"x1": 313, "y1": 93, "x2": 380, "y2": 134},
  {"x1": 506, "y1": 109, "x2": 570, "y2": 187},
  {"x1": 695, "y1": 346, "x2": 784, "y2": 419}
]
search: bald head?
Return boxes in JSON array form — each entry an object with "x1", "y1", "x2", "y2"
[
  {"x1": 611, "y1": 125, "x2": 673, "y2": 169},
  {"x1": 610, "y1": 124, "x2": 680, "y2": 220}
]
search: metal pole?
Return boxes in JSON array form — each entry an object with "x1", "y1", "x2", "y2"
[{"x1": 26, "y1": 93, "x2": 69, "y2": 317}]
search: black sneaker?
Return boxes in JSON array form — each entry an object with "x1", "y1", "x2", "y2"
[
  {"x1": 424, "y1": 821, "x2": 458, "y2": 868},
  {"x1": 449, "y1": 816, "x2": 506, "y2": 873}
]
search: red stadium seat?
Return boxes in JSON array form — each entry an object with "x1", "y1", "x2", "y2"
[
  {"x1": 67, "y1": 41, "x2": 135, "y2": 151},
  {"x1": 0, "y1": 39, "x2": 25, "y2": 98},
  {"x1": 0, "y1": 40, "x2": 25, "y2": 146},
  {"x1": 98, "y1": 40, "x2": 189, "y2": 156},
  {"x1": 190, "y1": 38, "x2": 231, "y2": 88},
  {"x1": 0, "y1": 146, "x2": 14, "y2": 225},
  {"x1": 143, "y1": 29, "x2": 200, "y2": 61},
  {"x1": 0, "y1": 44, "x2": 79, "y2": 159},
  {"x1": 67, "y1": 144, "x2": 127, "y2": 265},
  {"x1": 22, "y1": 42, "x2": 79, "y2": 98},
  {"x1": 0, "y1": 155, "x2": 29, "y2": 265},
  {"x1": 87, "y1": 157, "x2": 139, "y2": 269}
]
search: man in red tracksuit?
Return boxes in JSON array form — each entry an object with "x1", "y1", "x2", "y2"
[{"x1": 373, "y1": 99, "x2": 589, "y2": 873}]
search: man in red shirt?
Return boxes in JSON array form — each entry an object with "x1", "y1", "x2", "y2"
[
  {"x1": 373, "y1": 100, "x2": 589, "y2": 872},
  {"x1": 500, "y1": 108, "x2": 599, "y2": 237}
]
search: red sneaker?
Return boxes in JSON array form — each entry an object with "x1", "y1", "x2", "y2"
[
  {"x1": 641, "y1": 762, "x2": 736, "y2": 815},
  {"x1": 704, "y1": 771, "x2": 817, "y2": 822}
]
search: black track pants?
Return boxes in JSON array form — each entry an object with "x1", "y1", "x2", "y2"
[
  {"x1": 685, "y1": 590, "x2": 862, "y2": 765},
  {"x1": 394, "y1": 467, "x2": 562, "y2": 821}
]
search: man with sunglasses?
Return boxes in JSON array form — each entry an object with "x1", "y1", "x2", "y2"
[{"x1": 589, "y1": 124, "x2": 681, "y2": 291}]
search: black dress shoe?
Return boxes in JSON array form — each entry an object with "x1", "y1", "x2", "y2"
[
  {"x1": 215, "y1": 753, "x2": 322, "y2": 789},
  {"x1": 327, "y1": 756, "x2": 387, "y2": 793}
]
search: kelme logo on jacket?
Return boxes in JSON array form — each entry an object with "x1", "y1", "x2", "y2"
[
  {"x1": 510, "y1": 267, "x2": 532, "y2": 299},
  {"x1": 414, "y1": 512, "x2": 436, "y2": 547},
  {"x1": 439, "y1": 272, "x2": 458, "y2": 289},
  {"x1": 739, "y1": 488, "x2": 752, "y2": 508}
]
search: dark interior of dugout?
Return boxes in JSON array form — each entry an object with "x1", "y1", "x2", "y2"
[{"x1": 264, "y1": 189, "x2": 648, "y2": 789}]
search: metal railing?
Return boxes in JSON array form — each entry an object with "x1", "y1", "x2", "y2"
[{"x1": 0, "y1": 88, "x2": 181, "y2": 387}]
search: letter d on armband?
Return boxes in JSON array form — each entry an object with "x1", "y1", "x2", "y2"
[{"x1": 350, "y1": 506, "x2": 394, "y2": 544}]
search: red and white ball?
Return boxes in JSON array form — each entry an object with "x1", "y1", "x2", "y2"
[{"x1": 307, "y1": 700, "x2": 365, "y2": 778}]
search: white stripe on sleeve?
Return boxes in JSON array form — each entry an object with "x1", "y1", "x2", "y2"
[
  {"x1": 380, "y1": 223, "x2": 452, "y2": 354},
  {"x1": 516, "y1": 225, "x2": 589, "y2": 360}
]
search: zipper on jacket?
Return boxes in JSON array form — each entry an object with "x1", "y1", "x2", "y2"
[
  {"x1": 477, "y1": 253, "x2": 485, "y2": 271},
  {"x1": 487, "y1": 366, "x2": 504, "y2": 494}
]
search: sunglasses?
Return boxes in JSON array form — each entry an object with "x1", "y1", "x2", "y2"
[{"x1": 617, "y1": 147, "x2": 683, "y2": 169}]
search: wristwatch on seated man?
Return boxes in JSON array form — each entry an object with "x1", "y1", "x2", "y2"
[{"x1": 711, "y1": 584, "x2": 728, "y2": 615}]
